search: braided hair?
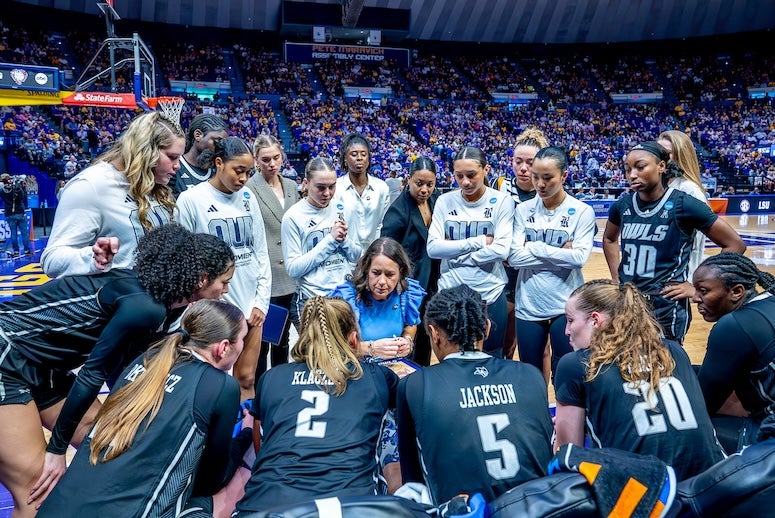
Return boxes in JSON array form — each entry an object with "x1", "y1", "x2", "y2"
[
  {"x1": 292, "y1": 296, "x2": 364, "y2": 395},
  {"x1": 424, "y1": 285, "x2": 488, "y2": 353},
  {"x1": 698, "y1": 253, "x2": 775, "y2": 299}
]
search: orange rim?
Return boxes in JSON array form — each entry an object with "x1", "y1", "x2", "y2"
[{"x1": 145, "y1": 96, "x2": 185, "y2": 109}]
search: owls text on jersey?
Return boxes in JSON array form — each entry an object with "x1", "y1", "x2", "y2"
[{"x1": 612, "y1": 188, "x2": 715, "y2": 294}]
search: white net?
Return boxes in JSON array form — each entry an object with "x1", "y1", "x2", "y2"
[{"x1": 155, "y1": 97, "x2": 186, "y2": 125}]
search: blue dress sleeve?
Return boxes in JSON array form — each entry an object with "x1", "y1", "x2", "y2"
[
  {"x1": 401, "y1": 278, "x2": 426, "y2": 327},
  {"x1": 329, "y1": 281, "x2": 360, "y2": 321}
]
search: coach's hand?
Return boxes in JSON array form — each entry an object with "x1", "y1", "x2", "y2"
[
  {"x1": 29, "y1": 452, "x2": 66, "y2": 509},
  {"x1": 92, "y1": 236, "x2": 120, "y2": 270}
]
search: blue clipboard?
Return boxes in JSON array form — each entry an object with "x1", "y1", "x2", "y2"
[{"x1": 263, "y1": 303, "x2": 289, "y2": 346}]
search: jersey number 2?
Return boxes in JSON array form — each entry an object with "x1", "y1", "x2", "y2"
[
  {"x1": 295, "y1": 390, "x2": 330, "y2": 438},
  {"x1": 476, "y1": 414, "x2": 519, "y2": 480},
  {"x1": 624, "y1": 377, "x2": 698, "y2": 436}
]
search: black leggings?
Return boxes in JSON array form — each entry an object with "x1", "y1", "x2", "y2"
[
  {"x1": 516, "y1": 315, "x2": 571, "y2": 381},
  {"x1": 483, "y1": 290, "x2": 508, "y2": 356}
]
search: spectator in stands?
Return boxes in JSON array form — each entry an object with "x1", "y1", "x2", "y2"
[{"x1": 385, "y1": 169, "x2": 403, "y2": 204}]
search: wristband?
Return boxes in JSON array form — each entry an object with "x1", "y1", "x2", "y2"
[
  {"x1": 403, "y1": 335, "x2": 414, "y2": 351},
  {"x1": 368, "y1": 340, "x2": 375, "y2": 356}
]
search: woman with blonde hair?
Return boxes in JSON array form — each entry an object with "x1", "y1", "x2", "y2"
[
  {"x1": 235, "y1": 296, "x2": 399, "y2": 513},
  {"x1": 42, "y1": 111, "x2": 185, "y2": 277},
  {"x1": 658, "y1": 129, "x2": 711, "y2": 292},
  {"x1": 554, "y1": 280, "x2": 724, "y2": 480},
  {"x1": 247, "y1": 134, "x2": 299, "y2": 379},
  {"x1": 38, "y1": 299, "x2": 249, "y2": 517}
]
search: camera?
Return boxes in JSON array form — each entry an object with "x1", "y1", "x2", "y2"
[{"x1": 2, "y1": 175, "x2": 25, "y2": 192}]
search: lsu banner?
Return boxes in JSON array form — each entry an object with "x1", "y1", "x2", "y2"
[{"x1": 284, "y1": 42, "x2": 410, "y2": 67}]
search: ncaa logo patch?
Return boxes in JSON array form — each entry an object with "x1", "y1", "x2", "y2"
[
  {"x1": 474, "y1": 366, "x2": 489, "y2": 378},
  {"x1": 664, "y1": 201, "x2": 674, "y2": 211},
  {"x1": 489, "y1": 197, "x2": 497, "y2": 204},
  {"x1": 336, "y1": 203, "x2": 345, "y2": 210},
  {"x1": 740, "y1": 199, "x2": 750, "y2": 213},
  {"x1": 568, "y1": 207, "x2": 576, "y2": 215}
]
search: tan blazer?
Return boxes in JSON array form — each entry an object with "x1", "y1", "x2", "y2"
[{"x1": 247, "y1": 173, "x2": 300, "y2": 297}]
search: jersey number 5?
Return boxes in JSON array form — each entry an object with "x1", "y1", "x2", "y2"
[
  {"x1": 476, "y1": 414, "x2": 519, "y2": 480},
  {"x1": 295, "y1": 390, "x2": 330, "y2": 438},
  {"x1": 624, "y1": 377, "x2": 698, "y2": 436}
]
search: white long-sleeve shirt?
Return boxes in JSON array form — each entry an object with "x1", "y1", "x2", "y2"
[
  {"x1": 281, "y1": 199, "x2": 362, "y2": 299},
  {"x1": 508, "y1": 194, "x2": 596, "y2": 320},
  {"x1": 176, "y1": 182, "x2": 271, "y2": 316},
  {"x1": 41, "y1": 161, "x2": 172, "y2": 278},
  {"x1": 671, "y1": 176, "x2": 708, "y2": 277},
  {"x1": 333, "y1": 174, "x2": 390, "y2": 252},
  {"x1": 427, "y1": 187, "x2": 513, "y2": 305}
]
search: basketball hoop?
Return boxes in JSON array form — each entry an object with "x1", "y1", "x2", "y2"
[{"x1": 146, "y1": 96, "x2": 186, "y2": 125}]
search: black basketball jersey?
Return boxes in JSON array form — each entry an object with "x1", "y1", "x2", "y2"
[
  {"x1": 555, "y1": 340, "x2": 724, "y2": 480},
  {"x1": 397, "y1": 351, "x2": 553, "y2": 504},
  {"x1": 237, "y1": 361, "x2": 399, "y2": 512},
  {"x1": 700, "y1": 294, "x2": 775, "y2": 420},
  {"x1": 608, "y1": 188, "x2": 717, "y2": 295},
  {"x1": 39, "y1": 356, "x2": 240, "y2": 517}
]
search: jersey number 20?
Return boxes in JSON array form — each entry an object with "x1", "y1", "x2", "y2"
[
  {"x1": 295, "y1": 390, "x2": 330, "y2": 438},
  {"x1": 624, "y1": 377, "x2": 698, "y2": 436},
  {"x1": 476, "y1": 414, "x2": 519, "y2": 480}
]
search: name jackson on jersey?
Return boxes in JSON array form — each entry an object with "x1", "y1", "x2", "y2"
[{"x1": 458, "y1": 383, "x2": 517, "y2": 408}]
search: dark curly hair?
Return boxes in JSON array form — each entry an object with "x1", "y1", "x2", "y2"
[
  {"x1": 350, "y1": 237, "x2": 411, "y2": 305},
  {"x1": 134, "y1": 224, "x2": 232, "y2": 307},
  {"x1": 192, "y1": 233, "x2": 235, "y2": 285},
  {"x1": 424, "y1": 285, "x2": 488, "y2": 352}
]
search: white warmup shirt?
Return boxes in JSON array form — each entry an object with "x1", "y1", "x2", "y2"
[
  {"x1": 427, "y1": 187, "x2": 514, "y2": 305},
  {"x1": 42, "y1": 161, "x2": 172, "y2": 277},
  {"x1": 281, "y1": 199, "x2": 362, "y2": 299},
  {"x1": 176, "y1": 182, "x2": 271, "y2": 317},
  {"x1": 508, "y1": 194, "x2": 596, "y2": 320}
]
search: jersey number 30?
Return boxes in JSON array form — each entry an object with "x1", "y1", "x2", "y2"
[
  {"x1": 622, "y1": 244, "x2": 657, "y2": 278},
  {"x1": 295, "y1": 390, "x2": 330, "y2": 438},
  {"x1": 624, "y1": 377, "x2": 698, "y2": 436},
  {"x1": 476, "y1": 414, "x2": 519, "y2": 480}
]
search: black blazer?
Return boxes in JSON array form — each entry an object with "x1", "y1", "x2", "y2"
[{"x1": 380, "y1": 188, "x2": 440, "y2": 293}]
